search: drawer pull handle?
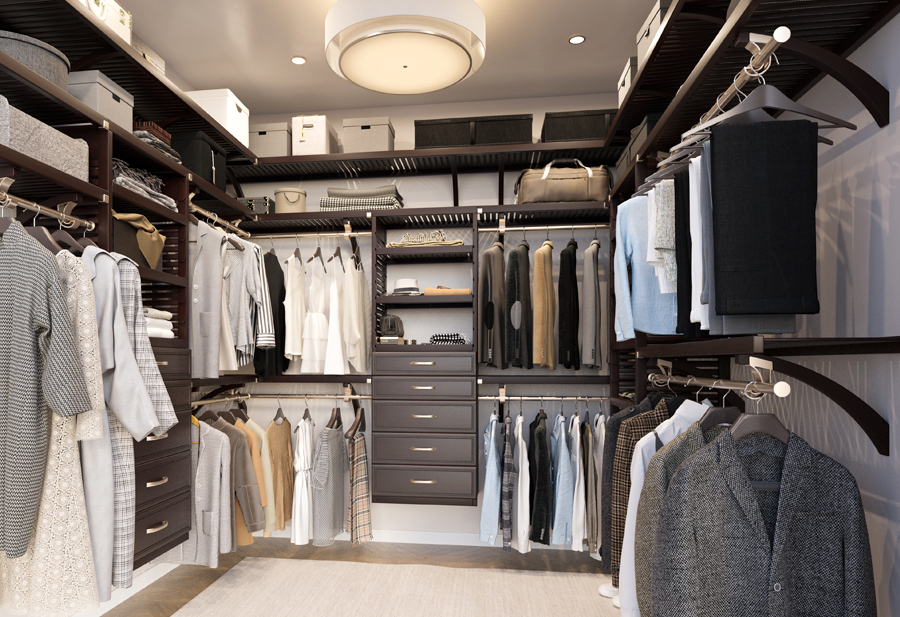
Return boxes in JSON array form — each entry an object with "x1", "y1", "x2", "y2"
[
  {"x1": 411, "y1": 386, "x2": 436, "y2": 390},
  {"x1": 146, "y1": 476, "x2": 169, "y2": 488},
  {"x1": 410, "y1": 414, "x2": 436, "y2": 419},
  {"x1": 410, "y1": 447, "x2": 436, "y2": 452},
  {"x1": 146, "y1": 433, "x2": 169, "y2": 442},
  {"x1": 410, "y1": 361, "x2": 436, "y2": 366},
  {"x1": 156, "y1": 361, "x2": 169, "y2": 366},
  {"x1": 146, "y1": 520, "x2": 169, "y2": 534},
  {"x1": 410, "y1": 480, "x2": 436, "y2": 485}
]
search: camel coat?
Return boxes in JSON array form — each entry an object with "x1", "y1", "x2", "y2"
[{"x1": 533, "y1": 241, "x2": 556, "y2": 368}]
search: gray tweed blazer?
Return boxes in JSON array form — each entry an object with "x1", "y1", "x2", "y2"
[{"x1": 652, "y1": 430, "x2": 876, "y2": 617}]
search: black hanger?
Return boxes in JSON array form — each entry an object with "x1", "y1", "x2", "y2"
[
  {"x1": 328, "y1": 244, "x2": 344, "y2": 272},
  {"x1": 26, "y1": 225, "x2": 63, "y2": 254},
  {"x1": 52, "y1": 228, "x2": 85, "y2": 255},
  {"x1": 273, "y1": 396, "x2": 287, "y2": 424},
  {"x1": 218, "y1": 410, "x2": 237, "y2": 425},
  {"x1": 730, "y1": 410, "x2": 789, "y2": 445},
  {"x1": 344, "y1": 407, "x2": 366, "y2": 439},
  {"x1": 326, "y1": 402, "x2": 343, "y2": 429},
  {"x1": 352, "y1": 244, "x2": 363, "y2": 272},
  {"x1": 698, "y1": 406, "x2": 743, "y2": 432},
  {"x1": 195, "y1": 406, "x2": 220, "y2": 424}
]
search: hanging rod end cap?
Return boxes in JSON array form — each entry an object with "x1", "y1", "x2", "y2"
[
  {"x1": 774, "y1": 381, "x2": 791, "y2": 398},
  {"x1": 774, "y1": 26, "x2": 791, "y2": 43}
]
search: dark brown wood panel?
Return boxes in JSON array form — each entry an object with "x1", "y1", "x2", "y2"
[
  {"x1": 373, "y1": 377, "x2": 477, "y2": 400},
  {"x1": 372, "y1": 400, "x2": 477, "y2": 433},
  {"x1": 134, "y1": 490, "x2": 192, "y2": 557},
  {"x1": 372, "y1": 465, "x2": 477, "y2": 500},
  {"x1": 373, "y1": 433, "x2": 477, "y2": 466},
  {"x1": 373, "y1": 352, "x2": 476, "y2": 376},
  {"x1": 153, "y1": 349, "x2": 192, "y2": 380},
  {"x1": 165, "y1": 380, "x2": 192, "y2": 410},
  {"x1": 135, "y1": 451, "x2": 193, "y2": 508},
  {"x1": 135, "y1": 411, "x2": 193, "y2": 462}
]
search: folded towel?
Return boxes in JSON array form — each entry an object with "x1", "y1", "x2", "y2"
[
  {"x1": 319, "y1": 196, "x2": 402, "y2": 211},
  {"x1": 146, "y1": 317, "x2": 174, "y2": 331},
  {"x1": 112, "y1": 211, "x2": 166, "y2": 269},
  {"x1": 147, "y1": 327, "x2": 175, "y2": 339},
  {"x1": 143, "y1": 307, "x2": 174, "y2": 320},
  {"x1": 424, "y1": 287, "x2": 472, "y2": 296},
  {"x1": 328, "y1": 185, "x2": 402, "y2": 201}
]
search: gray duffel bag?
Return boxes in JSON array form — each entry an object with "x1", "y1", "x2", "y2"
[{"x1": 515, "y1": 158, "x2": 610, "y2": 204}]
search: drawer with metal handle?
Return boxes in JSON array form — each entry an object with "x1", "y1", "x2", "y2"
[
  {"x1": 372, "y1": 377, "x2": 476, "y2": 400},
  {"x1": 134, "y1": 410, "x2": 192, "y2": 462},
  {"x1": 165, "y1": 380, "x2": 191, "y2": 410},
  {"x1": 373, "y1": 433, "x2": 477, "y2": 465},
  {"x1": 373, "y1": 352, "x2": 475, "y2": 375},
  {"x1": 135, "y1": 450, "x2": 192, "y2": 508},
  {"x1": 372, "y1": 400, "x2": 476, "y2": 433},
  {"x1": 133, "y1": 490, "x2": 191, "y2": 560},
  {"x1": 150, "y1": 348, "x2": 191, "y2": 380},
  {"x1": 372, "y1": 465, "x2": 476, "y2": 505}
]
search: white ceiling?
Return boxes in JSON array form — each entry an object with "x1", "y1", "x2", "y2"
[{"x1": 126, "y1": 0, "x2": 654, "y2": 115}]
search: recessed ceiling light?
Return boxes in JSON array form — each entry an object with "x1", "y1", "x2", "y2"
[
  {"x1": 291, "y1": 56, "x2": 307, "y2": 65},
  {"x1": 569, "y1": 35, "x2": 585, "y2": 45}
]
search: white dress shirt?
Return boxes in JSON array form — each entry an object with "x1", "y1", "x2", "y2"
[
  {"x1": 512, "y1": 414, "x2": 531, "y2": 554},
  {"x1": 688, "y1": 157, "x2": 710, "y2": 329},
  {"x1": 570, "y1": 414, "x2": 586, "y2": 551}
]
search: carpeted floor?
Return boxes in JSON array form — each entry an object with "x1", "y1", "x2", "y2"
[{"x1": 171, "y1": 556, "x2": 618, "y2": 617}]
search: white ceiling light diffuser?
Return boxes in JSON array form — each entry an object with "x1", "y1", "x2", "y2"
[{"x1": 325, "y1": 0, "x2": 487, "y2": 95}]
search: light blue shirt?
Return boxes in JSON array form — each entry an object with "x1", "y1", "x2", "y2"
[
  {"x1": 550, "y1": 413, "x2": 573, "y2": 546},
  {"x1": 480, "y1": 414, "x2": 501, "y2": 544},
  {"x1": 614, "y1": 195, "x2": 678, "y2": 341}
]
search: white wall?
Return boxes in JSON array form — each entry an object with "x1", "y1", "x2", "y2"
[{"x1": 739, "y1": 14, "x2": 900, "y2": 616}]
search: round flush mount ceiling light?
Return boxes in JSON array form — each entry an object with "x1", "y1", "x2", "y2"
[
  {"x1": 569, "y1": 35, "x2": 585, "y2": 45},
  {"x1": 291, "y1": 56, "x2": 307, "y2": 65},
  {"x1": 325, "y1": 0, "x2": 486, "y2": 95}
]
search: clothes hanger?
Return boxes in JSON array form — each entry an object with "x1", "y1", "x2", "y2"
[
  {"x1": 295, "y1": 396, "x2": 314, "y2": 432},
  {"x1": 273, "y1": 396, "x2": 286, "y2": 424},
  {"x1": 25, "y1": 211, "x2": 62, "y2": 254},
  {"x1": 344, "y1": 407, "x2": 366, "y2": 439},
  {"x1": 307, "y1": 231, "x2": 327, "y2": 272},
  {"x1": 195, "y1": 405, "x2": 221, "y2": 424},
  {"x1": 52, "y1": 223, "x2": 85, "y2": 255},
  {"x1": 218, "y1": 410, "x2": 237, "y2": 425},
  {"x1": 327, "y1": 242, "x2": 344, "y2": 272},
  {"x1": 212, "y1": 214, "x2": 244, "y2": 251},
  {"x1": 729, "y1": 388, "x2": 789, "y2": 445},
  {"x1": 0, "y1": 195, "x2": 15, "y2": 234},
  {"x1": 293, "y1": 234, "x2": 302, "y2": 261},
  {"x1": 326, "y1": 395, "x2": 342, "y2": 429},
  {"x1": 233, "y1": 399, "x2": 250, "y2": 422},
  {"x1": 267, "y1": 234, "x2": 277, "y2": 255},
  {"x1": 352, "y1": 243, "x2": 364, "y2": 272}
]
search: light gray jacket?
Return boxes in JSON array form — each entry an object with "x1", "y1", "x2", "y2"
[
  {"x1": 581, "y1": 238, "x2": 602, "y2": 368},
  {"x1": 190, "y1": 221, "x2": 224, "y2": 378},
  {"x1": 652, "y1": 431, "x2": 876, "y2": 617}
]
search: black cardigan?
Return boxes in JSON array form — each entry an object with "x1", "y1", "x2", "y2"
[{"x1": 558, "y1": 239, "x2": 580, "y2": 369}]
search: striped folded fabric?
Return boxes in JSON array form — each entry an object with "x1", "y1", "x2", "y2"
[
  {"x1": 429, "y1": 333, "x2": 471, "y2": 346},
  {"x1": 319, "y1": 196, "x2": 403, "y2": 211}
]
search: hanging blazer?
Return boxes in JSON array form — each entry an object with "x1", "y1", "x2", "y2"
[
  {"x1": 581, "y1": 239, "x2": 602, "y2": 368},
  {"x1": 504, "y1": 240, "x2": 533, "y2": 369},
  {"x1": 478, "y1": 241, "x2": 507, "y2": 368},
  {"x1": 653, "y1": 431, "x2": 876, "y2": 617},
  {"x1": 211, "y1": 418, "x2": 266, "y2": 542},
  {"x1": 558, "y1": 239, "x2": 580, "y2": 369},
  {"x1": 532, "y1": 241, "x2": 556, "y2": 369},
  {"x1": 189, "y1": 221, "x2": 225, "y2": 379}
]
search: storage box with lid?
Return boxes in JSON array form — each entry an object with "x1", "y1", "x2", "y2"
[
  {"x1": 291, "y1": 115, "x2": 337, "y2": 155},
  {"x1": 415, "y1": 114, "x2": 532, "y2": 149},
  {"x1": 618, "y1": 56, "x2": 638, "y2": 107},
  {"x1": 185, "y1": 88, "x2": 250, "y2": 147},
  {"x1": 0, "y1": 31, "x2": 70, "y2": 90},
  {"x1": 541, "y1": 110, "x2": 616, "y2": 142},
  {"x1": 170, "y1": 131, "x2": 227, "y2": 191},
  {"x1": 80, "y1": 0, "x2": 132, "y2": 45},
  {"x1": 68, "y1": 70, "x2": 134, "y2": 130},
  {"x1": 636, "y1": 0, "x2": 672, "y2": 66},
  {"x1": 343, "y1": 117, "x2": 394, "y2": 153},
  {"x1": 274, "y1": 188, "x2": 306, "y2": 213},
  {"x1": 249, "y1": 122, "x2": 291, "y2": 158},
  {"x1": 615, "y1": 113, "x2": 663, "y2": 181}
]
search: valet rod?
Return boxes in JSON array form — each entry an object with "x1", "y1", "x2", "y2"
[
  {"x1": 648, "y1": 373, "x2": 791, "y2": 398},
  {"x1": 0, "y1": 178, "x2": 96, "y2": 231}
]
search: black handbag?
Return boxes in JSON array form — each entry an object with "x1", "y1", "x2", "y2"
[{"x1": 381, "y1": 314, "x2": 404, "y2": 337}]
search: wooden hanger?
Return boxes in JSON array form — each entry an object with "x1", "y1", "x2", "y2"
[
  {"x1": 273, "y1": 396, "x2": 286, "y2": 424},
  {"x1": 78, "y1": 235, "x2": 99, "y2": 249},
  {"x1": 326, "y1": 405, "x2": 343, "y2": 429},
  {"x1": 295, "y1": 396, "x2": 313, "y2": 432},
  {"x1": 698, "y1": 406, "x2": 743, "y2": 432},
  {"x1": 26, "y1": 225, "x2": 63, "y2": 254},
  {"x1": 327, "y1": 244, "x2": 344, "y2": 272},
  {"x1": 233, "y1": 399, "x2": 250, "y2": 422},
  {"x1": 218, "y1": 410, "x2": 237, "y2": 425},
  {"x1": 209, "y1": 213, "x2": 244, "y2": 251},
  {"x1": 307, "y1": 232, "x2": 327, "y2": 272},
  {"x1": 52, "y1": 228, "x2": 85, "y2": 255},
  {"x1": 730, "y1": 410, "x2": 789, "y2": 445},
  {"x1": 195, "y1": 406, "x2": 220, "y2": 424},
  {"x1": 293, "y1": 234, "x2": 302, "y2": 261},
  {"x1": 352, "y1": 244, "x2": 363, "y2": 272},
  {"x1": 344, "y1": 407, "x2": 366, "y2": 439}
]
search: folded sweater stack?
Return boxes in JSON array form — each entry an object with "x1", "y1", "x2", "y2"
[
  {"x1": 133, "y1": 130, "x2": 182, "y2": 164},
  {"x1": 321, "y1": 185, "x2": 403, "y2": 211},
  {"x1": 144, "y1": 307, "x2": 175, "y2": 339},
  {"x1": 113, "y1": 158, "x2": 178, "y2": 211}
]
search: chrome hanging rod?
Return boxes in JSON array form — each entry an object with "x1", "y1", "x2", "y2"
[
  {"x1": 189, "y1": 201, "x2": 251, "y2": 238},
  {"x1": 479, "y1": 223, "x2": 609, "y2": 234},
  {"x1": 0, "y1": 177, "x2": 96, "y2": 231},
  {"x1": 249, "y1": 393, "x2": 372, "y2": 401},
  {"x1": 648, "y1": 359, "x2": 791, "y2": 399},
  {"x1": 478, "y1": 395, "x2": 610, "y2": 402},
  {"x1": 191, "y1": 394, "x2": 250, "y2": 408},
  {"x1": 247, "y1": 231, "x2": 373, "y2": 239}
]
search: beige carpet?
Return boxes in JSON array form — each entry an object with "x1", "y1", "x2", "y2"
[{"x1": 171, "y1": 557, "x2": 617, "y2": 617}]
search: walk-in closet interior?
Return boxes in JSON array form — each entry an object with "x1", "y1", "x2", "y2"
[{"x1": 0, "y1": 0, "x2": 899, "y2": 615}]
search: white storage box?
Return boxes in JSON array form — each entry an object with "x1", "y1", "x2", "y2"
[
  {"x1": 636, "y1": 0, "x2": 672, "y2": 66},
  {"x1": 185, "y1": 88, "x2": 250, "y2": 147},
  {"x1": 250, "y1": 122, "x2": 292, "y2": 158},
  {"x1": 68, "y1": 70, "x2": 134, "y2": 130},
  {"x1": 292, "y1": 115, "x2": 337, "y2": 156},
  {"x1": 82, "y1": 0, "x2": 132, "y2": 45},
  {"x1": 618, "y1": 57, "x2": 638, "y2": 107},
  {"x1": 343, "y1": 117, "x2": 394, "y2": 153}
]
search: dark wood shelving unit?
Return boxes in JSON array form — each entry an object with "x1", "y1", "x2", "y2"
[
  {"x1": 112, "y1": 184, "x2": 187, "y2": 224},
  {"x1": 266, "y1": 375, "x2": 372, "y2": 384},
  {"x1": 240, "y1": 210, "x2": 372, "y2": 233},
  {"x1": 0, "y1": 142, "x2": 108, "y2": 202},
  {"x1": 110, "y1": 124, "x2": 191, "y2": 178},
  {"x1": 376, "y1": 245, "x2": 475, "y2": 262},
  {"x1": 145, "y1": 337, "x2": 189, "y2": 349},
  {"x1": 477, "y1": 202, "x2": 610, "y2": 227},
  {"x1": 375, "y1": 295, "x2": 474, "y2": 307},
  {"x1": 376, "y1": 344, "x2": 475, "y2": 353},
  {"x1": 137, "y1": 266, "x2": 188, "y2": 288},
  {"x1": 190, "y1": 174, "x2": 255, "y2": 219},
  {"x1": 636, "y1": 336, "x2": 900, "y2": 359},
  {"x1": 478, "y1": 375, "x2": 610, "y2": 385}
]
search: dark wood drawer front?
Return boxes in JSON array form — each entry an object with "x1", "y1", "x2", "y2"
[
  {"x1": 135, "y1": 410, "x2": 192, "y2": 462},
  {"x1": 153, "y1": 349, "x2": 191, "y2": 380},
  {"x1": 372, "y1": 465, "x2": 476, "y2": 498},
  {"x1": 374, "y1": 352, "x2": 475, "y2": 375},
  {"x1": 135, "y1": 451, "x2": 192, "y2": 508},
  {"x1": 372, "y1": 400, "x2": 477, "y2": 433},
  {"x1": 134, "y1": 490, "x2": 192, "y2": 558},
  {"x1": 373, "y1": 433, "x2": 477, "y2": 466},
  {"x1": 373, "y1": 377, "x2": 476, "y2": 400},
  {"x1": 166, "y1": 380, "x2": 191, "y2": 410}
]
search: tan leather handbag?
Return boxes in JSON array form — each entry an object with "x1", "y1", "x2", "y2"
[{"x1": 515, "y1": 158, "x2": 611, "y2": 204}]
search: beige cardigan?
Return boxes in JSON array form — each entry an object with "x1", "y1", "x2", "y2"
[{"x1": 533, "y1": 241, "x2": 557, "y2": 368}]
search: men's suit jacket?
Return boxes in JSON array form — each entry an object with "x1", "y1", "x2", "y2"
[
  {"x1": 652, "y1": 431, "x2": 876, "y2": 617},
  {"x1": 189, "y1": 221, "x2": 224, "y2": 379},
  {"x1": 211, "y1": 418, "x2": 266, "y2": 538}
]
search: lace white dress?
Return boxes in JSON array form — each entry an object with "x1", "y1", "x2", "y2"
[
  {"x1": 0, "y1": 250, "x2": 103, "y2": 616},
  {"x1": 300, "y1": 259, "x2": 328, "y2": 373}
]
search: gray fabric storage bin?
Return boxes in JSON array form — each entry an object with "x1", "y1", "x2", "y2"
[
  {"x1": 68, "y1": 70, "x2": 135, "y2": 130},
  {"x1": 0, "y1": 31, "x2": 70, "y2": 90},
  {"x1": 541, "y1": 110, "x2": 616, "y2": 142},
  {"x1": 0, "y1": 95, "x2": 89, "y2": 182},
  {"x1": 343, "y1": 117, "x2": 394, "y2": 153},
  {"x1": 249, "y1": 122, "x2": 291, "y2": 158},
  {"x1": 415, "y1": 115, "x2": 532, "y2": 148}
]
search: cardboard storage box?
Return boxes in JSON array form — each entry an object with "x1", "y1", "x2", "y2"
[
  {"x1": 636, "y1": 0, "x2": 672, "y2": 66},
  {"x1": 68, "y1": 70, "x2": 134, "y2": 130},
  {"x1": 170, "y1": 131, "x2": 227, "y2": 191},
  {"x1": 292, "y1": 115, "x2": 337, "y2": 155},
  {"x1": 618, "y1": 57, "x2": 638, "y2": 107},
  {"x1": 185, "y1": 88, "x2": 250, "y2": 147},
  {"x1": 541, "y1": 110, "x2": 616, "y2": 142},
  {"x1": 250, "y1": 122, "x2": 291, "y2": 158},
  {"x1": 343, "y1": 117, "x2": 394, "y2": 153},
  {"x1": 415, "y1": 114, "x2": 532, "y2": 149}
]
